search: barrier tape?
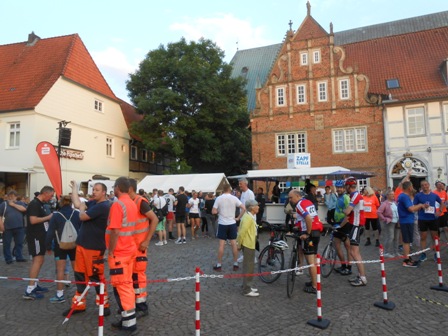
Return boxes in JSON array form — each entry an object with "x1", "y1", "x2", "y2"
[
  {"x1": 0, "y1": 246, "x2": 440, "y2": 286},
  {"x1": 415, "y1": 295, "x2": 448, "y2": 308}
]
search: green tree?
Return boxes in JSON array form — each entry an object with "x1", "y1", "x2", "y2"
[{"x1": 127, "y1": 38, "x2": 251, "y2": 175}]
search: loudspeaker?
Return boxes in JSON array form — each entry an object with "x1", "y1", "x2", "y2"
[{"x1": 59, "y1": 128, "x2": 72, "y2": 147}]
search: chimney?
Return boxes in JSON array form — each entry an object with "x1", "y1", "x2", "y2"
[{"x1": 27, "y1": 31, "x2": 40, "y2": 46}]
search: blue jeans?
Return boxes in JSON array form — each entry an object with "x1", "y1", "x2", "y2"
[{"x1": 3, "y1": 227, "x2": 25, "y2": 262}]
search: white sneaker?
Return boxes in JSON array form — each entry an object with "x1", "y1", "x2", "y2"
[
  {"x1": 244, "y1": 291, "x2": 259, "y2": 297},
  {"x1": 175, "y1": 238, "x2": 183, "y2": 245},
  {"x1": 155, "y1": 241, "x2": 164, "y2": 246},
  {"x1": 237, "y1": 255, "x2": 244, "y2": 263},
  {"x1": 163, "y1": 240, "x2": 168, "y2": 245},
  {"x1": 251, "y1": 288, "x2": 258, "y2": 292},
  {"x1": 295, "y1": 269, "x2": 304, "y2": 276}
]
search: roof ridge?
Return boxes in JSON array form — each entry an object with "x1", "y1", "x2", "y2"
[
  {"x1": 337, "y1": 10, "x2": 448, "y2": 35},
  {"x1": 61, "y1": 34, "x2": 78, "y2": 75},
  {"x1": 342, "y1": 25, "x2": 448, "y2": 46}
]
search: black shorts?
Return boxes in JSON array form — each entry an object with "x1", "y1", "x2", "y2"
[
  {"x1": 365, "y1": 218, "x2": 378, "y2": 231},
  {"x1": 176, "y1": 215, "x2": 186, "y2": 224},
  {"x1": 54, "y1": 245, "x2": 76, "y2": 261},
  {"x1": 300, "y1": 230, "x2": 320, "y2": 255},
  {"x1": 217, "y1": 223, "x2": 238, "y2": 240},
  {"x1": 333, "y1": 224, "x2": 350, "y2": 241},
  {"x1": 437, "y1": 213, "x2": 448, "y2": 228},
  {"x1": 189, "y1": 213, "x2": 200, "y2": 219},
  {"x1": 347, "y1": 224, "x2": 364, "y2": 246},
  {"x1": 27, "y1": 230, "x2": 46, "y2": 257},
  {"x1": 418, "y1": 219, "x2": 438, "y2": 232},
  {"x1": 400, "y1": 223, "x2": 414, "y2": 244}
]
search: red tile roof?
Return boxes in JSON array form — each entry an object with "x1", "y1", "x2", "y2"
[
  {"x1": 119, "y1": 99, "x2": 142, "y2": 140},
  {"x1": 344, "y1": 27, "x2": 448, "y2": 101},
  {"x1": 294, "y1": 15, "x2": 328, "y2": 41},
  {"x1": 0, "y1": 34, "x2": 117, "y2": 112}
]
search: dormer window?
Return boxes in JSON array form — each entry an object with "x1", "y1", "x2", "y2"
[{"x1": 386, "y1": 79, "x2": 400, "y2": 89}]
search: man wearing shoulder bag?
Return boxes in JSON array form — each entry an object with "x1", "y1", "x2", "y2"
[
  {"x1": 46, "y1": 195, "x2": 81, "y2": 303},
  {"x1": 0, "y1": 190, "x2": 27, "y2": 264}
]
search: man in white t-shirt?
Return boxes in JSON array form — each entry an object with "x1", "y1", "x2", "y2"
[
  {"x1": 212, "y1": 185, "x2": 245, "y2": 272},
  {"x1": 164, "y1": 188, "x2": 177, "y2": 240}
]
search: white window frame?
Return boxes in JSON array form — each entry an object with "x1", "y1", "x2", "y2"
[
  {"x1": 296, "y1": 84, "x2": 306, "y2": 104},
  {"x1": 405, "y1": 106, "x2": 426, "y2": 136},
  {"x1": 313, "y1": 50, "x2": 321, "y2": 64},
  {"x1": 444, "y1": 104, "x2": 448, "y2": 133},
  {"x1": 332, "y1": 127, "x2": 367, "y2": 153},
  {"x1": 8, "y1": 122, "x2": 20, "y2": 149},
  {"x1": 94, "y1": 99, "x2": 104, "y2": 113},
  {"x1": 106, "y1": 137, "x2": 114, "y2": 157},
  {"x1": 339, "y1": 79, "x2": 350, "y2": 100},
  {"x1": 141, "y1": 149, "x2": 148, "y2": 162},
  {"x1": 300, "y1": 52, "x2": 308, "y2": 66},
  {"x1": 130, "y1": 145, "x2": 138, "y2": 160},
  {"x1": 276, "y1": 132, "x2": 307, "y2": 156},
  {"x1": 276, "y1": 86, "x2": 286, "y2": 106},
  {"x1": 317, "y1": 81, "x2": 327, "y2": 102}
]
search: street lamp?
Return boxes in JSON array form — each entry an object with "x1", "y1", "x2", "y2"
[{"x1": 437, "y1": 167, "x2": 443, "y2": 179}]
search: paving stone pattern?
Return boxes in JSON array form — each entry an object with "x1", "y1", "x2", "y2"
[{"x1": 1, "y1": 232, "x2": 448, "y2": 335}]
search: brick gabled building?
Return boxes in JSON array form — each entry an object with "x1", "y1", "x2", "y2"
[
  {"x1": 231, "y1": 5, "x2": 448, "y2": 190},
  {"x1": 249, "y1": 4, "x2": 386, "y2": 187}
]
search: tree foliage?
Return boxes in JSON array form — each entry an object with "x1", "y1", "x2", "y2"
[{"x1": 127, "y1": 38, "x2": 251, "y2": 175}]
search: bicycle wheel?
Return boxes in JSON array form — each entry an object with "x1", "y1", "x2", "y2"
[
  {"x1": 286, "y1": 251, "x2": 297, "y2": 298},
  {"x1": 258, "y1": 245, "x2": 285, "y2": 283},
  {"x1": 321, "y1": 242, "x2": 337, "y2": 278}
]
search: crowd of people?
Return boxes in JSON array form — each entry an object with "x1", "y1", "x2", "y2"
[{"x1": 0, "y1": 172, "x2": 447, "y2": 327}]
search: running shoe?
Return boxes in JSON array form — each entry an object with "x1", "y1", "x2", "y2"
[
  {"x1": 49, "y1": 295, "x2": 66, "y2": 303},
  {"x1": 403, "y1": 259, "x2": 418, "y2": 268},
  {"x1": 350, "y1": 277, "x2": 367, "y2": 286},
  {"x1": 23, "y1": 289, "x2": 44, "y2": 300},
  {"x1": 35, "y1": 285, "x2": 49, "y2": 293},
  {"x1": 155, "y1": 241, "x2": 164, "y2": 246},
  {"x1": 213, "y1": 264, "x2": 222, "y2": 272},
  {"x1": 175, "y1": 238, "x2": 183, "y2": 244}
]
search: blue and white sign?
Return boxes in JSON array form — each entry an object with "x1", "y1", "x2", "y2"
[{"x1": 287, "y1": 153, "x2": 311, "y2": 169}]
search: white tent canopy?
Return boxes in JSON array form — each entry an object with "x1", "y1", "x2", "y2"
[
  {"x1": 228, "y1": 166, "x2": 350, "y2": 181},
  {"x1": 137, "y1": 173, "x2": 230, "y2": 194}
]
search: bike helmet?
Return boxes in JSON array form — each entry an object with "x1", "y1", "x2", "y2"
[
  {"x1": 334, "y1": 180, "x2": 345, "y2": 187},
  {"x1": 272, "y1": 240, "x2": 289, "y2": 250},
  {"x1": 345, "y1": 176, "x2": 357, "y2": 186}
]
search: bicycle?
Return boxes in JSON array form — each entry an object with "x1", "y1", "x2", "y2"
[
  {"x1": 258, "y1": 221, "x2": 288, "y2": 284},
  {"x1": 320, "y1": 227, "x2": 338, "y2": 278},
  {"x1": 285, "y1": 230, "x2": 301, "y2": 298}
]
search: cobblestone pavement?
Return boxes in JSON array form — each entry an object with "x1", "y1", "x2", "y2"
[{"x1": 1, "y1": 231, "x2": 448, "y2": 336}]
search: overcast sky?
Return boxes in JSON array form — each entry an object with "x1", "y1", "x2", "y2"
[{"x1": 1, "y1": 0, "x2": 447, "y2": 102}]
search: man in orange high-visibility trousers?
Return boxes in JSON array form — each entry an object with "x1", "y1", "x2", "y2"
[
  {"x1": 63, "y1": 181, "x2": 111, "y2": 317},
  {"x1": 128, "y1": 179, "x2": 158, "y2": 318},
  {"x1": 106, "y1": 177, "x2": 139, "y2": 332}
]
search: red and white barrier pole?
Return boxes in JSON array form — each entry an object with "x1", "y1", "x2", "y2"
[
  {"x1": 430, "y1": 237, "x2": 448, "y2": 292},
  {"x1": 98, "y1": 280, "x2": 105, "y2": 336},
  {"x1": 195, "y1": 267, "x2": 201, "y2": 336},
  {"x1": 374, "y1": 244, "x2": 395, "y2": 310},
  {"x1": 307, "y1": 254, "x2": 330, "y2": 329}
]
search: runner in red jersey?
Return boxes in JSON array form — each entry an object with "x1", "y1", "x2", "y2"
[
  {"x1": 289, "y1": 189, "x2": 323, "y2": 294},
  {"x1": 341, "y1": 177, "x2": 367, "y2": 287}
]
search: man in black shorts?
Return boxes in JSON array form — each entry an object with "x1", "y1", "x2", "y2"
[
  {"x1": 175, "y1": 187, "x2": 189, "y2": 244},
  {"x1": 332, "y1": 181, "x2": 352, "y2": 275},
  {"x1": 23, "y1": 186, "x2": 55, "y2": 300}
]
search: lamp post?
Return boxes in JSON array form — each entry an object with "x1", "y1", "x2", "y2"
[{"x1": 437, "y1": 167, "x2": 443, "y2": 179}]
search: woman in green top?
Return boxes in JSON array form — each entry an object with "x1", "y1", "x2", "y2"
[{"x1": 237, "y1": 199, "x2": 260, "y2": 297}]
